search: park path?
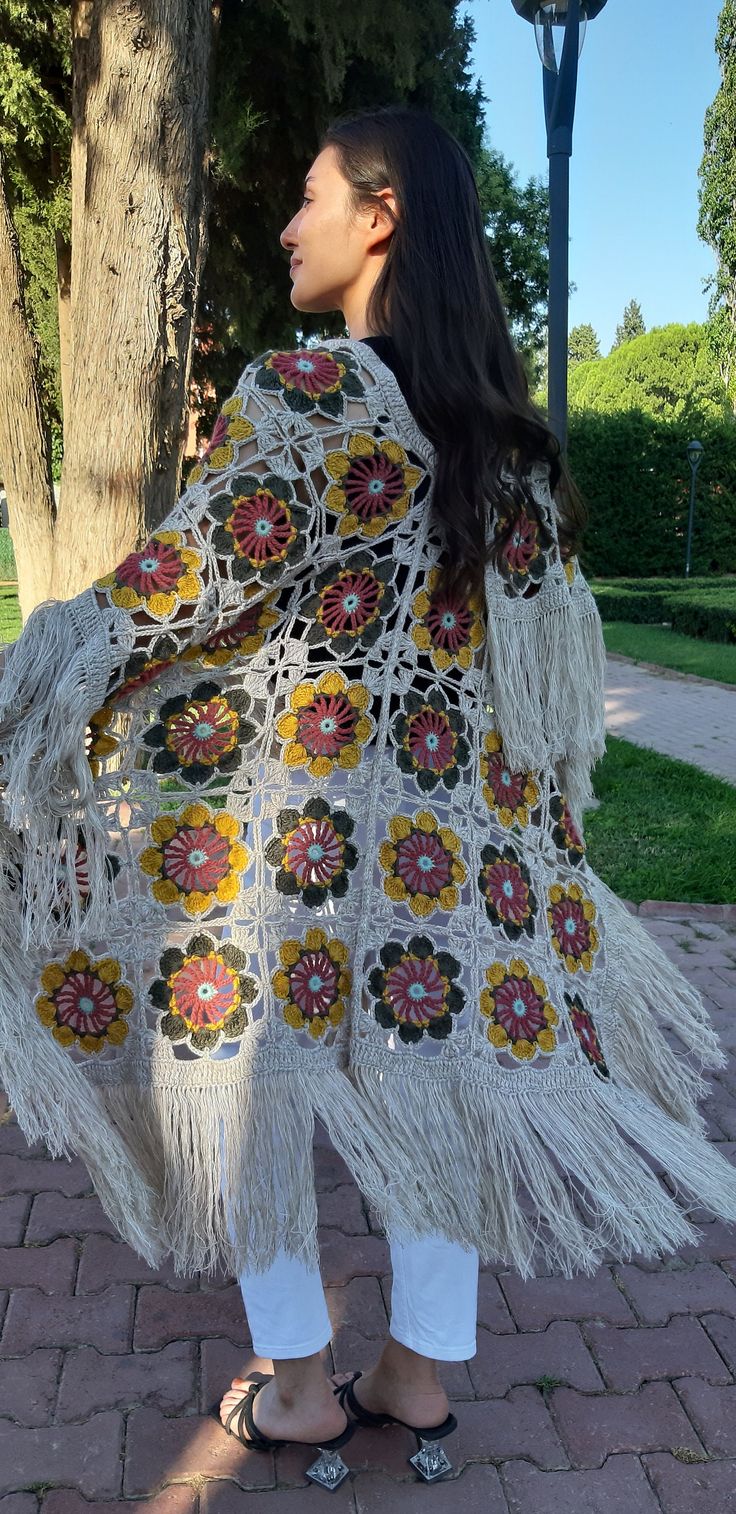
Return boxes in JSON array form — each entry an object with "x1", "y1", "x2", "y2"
[
  {"x1": 604, "y1": 655, "x2": 736, "y2": 785},
  {"x1": 1, "y1": 904, "x2": 736, "y2": 1511}
]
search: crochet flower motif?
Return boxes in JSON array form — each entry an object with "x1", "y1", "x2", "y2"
[
  {"x1": 149, "y1": 933, "x2": 258, "y2": 1052},
  {"x1": 272, "y1": 928, "x2": 351, "y2": 1039},
  {"x1": 254, "y1": 347, "x2": 365, "y2": 417},
  {"x1": 478, "y1": 842, "x2": 537, "y2": 941},
  {"x1": 324, "y1": 433, "x2": 423, "y2": 538},
  {"x1": 547, "y1": 881, "x2": 600, "y2": 972},
  {"x1": 186, "y1": 395, "x2": 256, "y2": 485},
  {"x1": 368, "y1": 935, "x2": 465, "y2": 1045},
  {"x1": 95, "y1": 531, "x2": 203, "y2": 619},
  {"x1": 208, "y1": 473, "x2": 308, "y2": 582},
  {"x1": 265, "y1": 798, "x2": 358, "y2": 907},
  {"x1": 302, "y1": 552, "x2": 395, "y2": 653},
  {"x1": 494, "y1": 507, "x2": 548, "y2": 597},
  {"x1": 565, "y1": 990, "x2": 610, "y2": 1079},
  {"x1": 410, "y1": 567, "x2": 484, "y2": 672},
  {"x1": 480, "y1": 959, "x2": 559, "y2": 1061},
  {"x1": 86, "y1": 706, "x2": 119, "y2": 778},
  {"x1": 480, "y1": 730, "x2": 541, "y2": 828},
  {"x1": 392, "y1": 688, "x2": 471, "y2": 793},
  {"x1": 182, "y1": 596, "x2": 280, "y2": 668},
  {"x1": 276, "y1": 670, "x2": 373, "y2": 778},
  {"x1": 49, "y1": 830, "x2": 121, "y2": 924},
  {"x1": 379, "y1": 811, "x2": 466, "y2": 918},
  {"x1": 139, "y1": 803, "x2": 248, "y2": 916},
  {"x1": 142, "y1": 680, "x2": 257, "y2": 786},
  {"x1": 549, "y1": 792, "x2": 586, "y2": 866},
  {"x1": 563, "y1": 555, "x2": 577, "y2": 587},
  {"x1": 36, "y1": 951, "x2": 133, "y2": 1055},
  {"x1": 109, "y1": 635, "x2": 179, "y2": 704}
]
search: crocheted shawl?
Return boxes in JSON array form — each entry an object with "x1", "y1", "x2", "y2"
[{"x1": 0, "y1": 337, "x2": 734, "y2": 1279}]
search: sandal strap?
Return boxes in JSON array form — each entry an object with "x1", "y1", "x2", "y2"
[
  {"x1": 343, "y1": 1371, "x2": 395, "y2": 1427},
  {"x1": 227, "y1": 1381, "x2": 280, "y2": 1450}
]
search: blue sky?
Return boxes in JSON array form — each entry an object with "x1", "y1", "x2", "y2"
[{"x1": 461, "y1": 0, "x2": 723, "y2": 355}]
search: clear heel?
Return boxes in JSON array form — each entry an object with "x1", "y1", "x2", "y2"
[
  {"x1": 305, "y1": 1445, "x2": 351, "y2": 1490},
  {"x1": 409, "y1": 1432, "x2": 454, "y2": 1482}
]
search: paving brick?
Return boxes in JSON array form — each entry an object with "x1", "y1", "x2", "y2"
[
  {"x1": 551, "y1": 1382, "x2": 704, "y2": 1469},
  {"x1": 0, "y1": 1240, "x2": 77, "y2": 1295},
  {"x1": 316, "y1": 1183, "x2": 369, "y2": 1234},
  {"x1": 615, "y1": 1261, "x2": 736, "y2": 1323},
  {"x1": 25, "y1": 1192, "x2": 118, "y2": 1243},
  {"x1": 1, "y1": 1284, "x2": 134, "y2": 1354},
  {"x1": 0, "y1": 1196, "x2": 31, "y2": 1247},
  {"x1": 124, "y1": 1405, "x2": 275, "y2": 1494},
  {"x1": 76, "y1": 1233, "x2": 196, "y2": 1294},
  {"x1": 450, "y1": 1386, "x2": 567, "y2": 1471},
  {"x1": 134, "y1": 1283, "x2": 250, "y2": 1351},
  {"x1": 200, "y1": 1339, "x2": 277, "y2": 1414},
  {"x1": 643, "y1": 1452, "x2": 736, "y2": 1513},
  {"x1": 501, "y1": 1452, "x2": 661, "y2": 1513},
  {"x1": 704, "y1": 1088, "x2": 736, "y2": 1139},
  {"x1": 0, "y1": 1155, "x2": 92, "y2": 1197},
  {"x1": 353, "y1": 1462, "x2": 509, "y2": 1512},
  {"x1": 317, "y1": 1229, "x2": 390, "y2": 1286},
  {"x1": 56, "y1": 1340, "x2": 197, "y2": 1421},
  {"x1": 326, "y1": 1276, "x2": 389, "y2": 1341},
  {"x1": 0, "y1": 1123, "x2": 47, "y2": 1158},
  {"x1": 0, "y1": 1411, "x2": 123, "y2": 1497},
  {"x1": 498, "y1": 1267, "x2": 635, "y2": 1330},
  {"x1": 585, "y1": 1314, "x2": 732, "y2": 1391},
  {"x1": 202, "y1": 1477, "x2": 356, "y2": 1511},
  {"x1": 673, "y1": 1376, "x2": 736, "y2": 1456},
  {"x1": 42, "y1": 1491, "x2": 196, "y2": 1514},
  {"x1": 701, "y1": 1310, "x2": 736, "y2": 1374},
  {"x1": 0, "y1": 1497, "x2": 38, "y2": 1514},
  {"x1": 476, "y1": 1270, "x2": 517, "y2": 1333},
  {"x1": 0, "y1": 1349, "x2": 60, "y2": 1427},
  {"x1": 676, "y1": 1217, "x2": 736, "y2": 1264},
  {"x1": 314, "y1": 1145, "x2": 354, "y2": 1192},
  {"x1": 468, "y1": 1319, "x2": 604, "y2": 1397}
]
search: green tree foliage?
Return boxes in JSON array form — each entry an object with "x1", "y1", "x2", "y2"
[
  {"x1": 1, "y1": 0, "x2": 551, "y2": 462},
  {"x1": 568, "y1": 322, "x2": 600, "y2": 365},
  {"x1": 697, "y1": 0, "x2": 736, "y2": 406},
  {"x1": 568, "y1": 323, "x2": 731, "y2": 423},
  {"x1": 610, "y1": 297, "x2": 645, "y2": 352}
]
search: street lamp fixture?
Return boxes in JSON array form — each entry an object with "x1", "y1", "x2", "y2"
[
  {"x1": 511, "y1": 1, "x2": 608, "y2": 452},
  {"x1": 684, "y1": 440, "x2": 703, "y2": 578}
]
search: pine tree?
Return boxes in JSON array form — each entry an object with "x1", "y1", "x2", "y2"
[{"x1": 610, "y1": 299, "x2": 646, "y2": 352}]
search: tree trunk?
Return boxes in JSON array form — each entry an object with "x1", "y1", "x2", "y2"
[
  {"x1": 51, "y1": 0, "x2": 216, "y2": 600},
  {"x1": 0, "y1": 147, "x2": 56, "y2": 622}
]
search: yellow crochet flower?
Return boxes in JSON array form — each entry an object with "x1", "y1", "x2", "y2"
[
  {"x1": 563, "y1": 555, "x2": 577, "y2": 587},
  {"x1": 410, "y1": 566, "x2": 484, "y2": 672},
  {"x1": 323, "y1": 433, "x2": 423, "y2": 538},
  {"x1": 276, "y1": 670, "x2": 372, "y2": 778},
  {"x1": 547, "y1": 881, "x2": 600, "y2": 972},
  {"x1": 36, "y1": 950, "x2": 133, "y2": 1055},
  {"x1": 480, "y1": 730, "x2": 541, "y2": 828},
  {"x1": 379, "y1": 810, "x2": 466, "y2": 918},
  {"x1": 182, "y1": 593, "x2": 281, "y2": 667},
  {"x1": 139, "y1": 802, "x2": 248, "y2": 916},
  {"x1": 185, "y1": 396, "x2": 256, "y2": 485},
  {"x1": 272, "y1": 927, "x2": 352, "y2": 1039},
  {"x1": 95, "y1": 530, "x2": 203, "y2": 619},
  {"x1": 480, "y1": 958, "x2": 558, "y2": 1061},
  {"x1": 86, "y1": 705, "x2": 119, "y2": 778}
]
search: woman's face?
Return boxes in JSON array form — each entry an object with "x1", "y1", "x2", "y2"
[{"x1": 280, "y1": 144, "x2": 396, "y2": 332}]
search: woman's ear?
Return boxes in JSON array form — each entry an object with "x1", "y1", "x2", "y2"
[{"x1": 365, "y1": 188, "x2": 398, "y2": 253}]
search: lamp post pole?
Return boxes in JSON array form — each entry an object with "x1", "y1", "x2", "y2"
[
  {"x1": 512, "y1": 2, "x2": 608, "y2": 456},
  {"x1": 685, "y1": 440, "x2": 703, "y2": 578}
]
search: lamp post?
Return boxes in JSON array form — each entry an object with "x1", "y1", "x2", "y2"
[
  {"x1": 685, "y1": 439, "x2": 703, "y2": 578},
  {"x1": 511, "y1": 1, "x2": 608, "y2": 454}
]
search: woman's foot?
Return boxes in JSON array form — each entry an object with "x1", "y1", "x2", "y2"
[
  {"x1": 330, "y1": 1365, "x2": 450, "y2": 1429},
  {"x1": 219, "y1": 1373, "x2": 348, "y2": 1446}
]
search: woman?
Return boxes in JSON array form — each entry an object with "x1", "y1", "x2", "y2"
[{"x1": 1, "y1": 104, "x2": 735, "y2": 1491}]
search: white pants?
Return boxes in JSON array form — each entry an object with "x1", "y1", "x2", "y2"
[{"x1": 237, "y1": 1228, "x2": 479, "y2": 1361}]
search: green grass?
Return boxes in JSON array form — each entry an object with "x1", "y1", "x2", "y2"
[
  {"x1": 584, "y1": 734, "x2": 736, "y2": 904},
  {"x1": 0, "y1": 584, "x2": 21, "y2": 644},
  {"x1": 602, "y1": 619, "x2": 736, "y2": 685}
]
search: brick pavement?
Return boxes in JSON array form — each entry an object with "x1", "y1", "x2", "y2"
[
  {"x1": 1, "y1": 908, "x2": 736, "y2": 1512},
  {"x1": 604, "y1": 656, "x2": 736, "y2": 784}
]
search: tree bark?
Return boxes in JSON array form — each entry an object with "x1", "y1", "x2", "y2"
[
  {"x1": 51, "y1": 0, "x2": 216, "y2": 599},
  {"x1": 0, "y1": 147, "x2": 56, "y2": 622}
]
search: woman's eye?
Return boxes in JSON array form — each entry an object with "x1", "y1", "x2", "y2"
[{"x1": 301, "y1": 196, "x2": 311, "y2": 207}]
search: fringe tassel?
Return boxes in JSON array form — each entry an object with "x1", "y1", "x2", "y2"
[
  {"x1": 483, "y1": 567, "x2": 608, "y2": 827},
  {"x1": 0, "y1": 591, "x2": 130, "y2": 950}
]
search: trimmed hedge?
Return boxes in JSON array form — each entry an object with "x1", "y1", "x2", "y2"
[{"x1": 592, "y1": 577, "x2": 736, "y2": 644}]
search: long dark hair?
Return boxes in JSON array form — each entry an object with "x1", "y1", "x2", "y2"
[{"x1": 320, "y1": 105, "x2": 588, "y2": 600}]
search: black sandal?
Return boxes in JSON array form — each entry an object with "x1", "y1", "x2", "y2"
[
  {"x1": 332, "y1": 1369, "x2": 457, "y2": 1482},
  {"x1": 210, "y1": 1378, "x2": 355, "y2": 1490}
]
